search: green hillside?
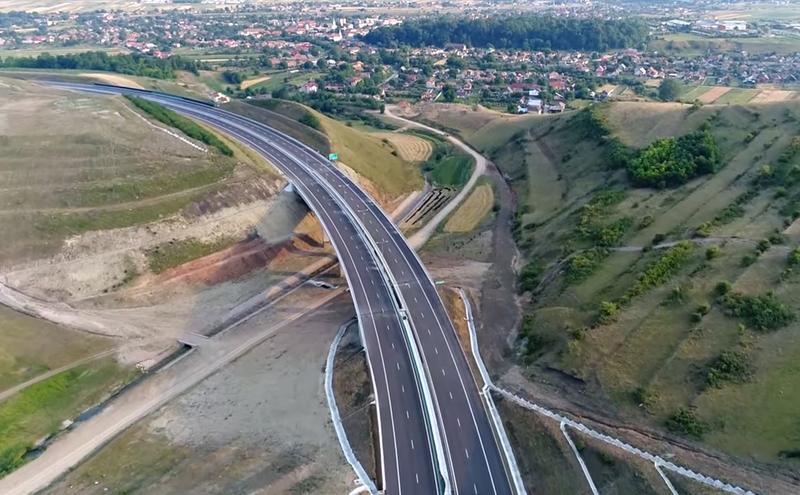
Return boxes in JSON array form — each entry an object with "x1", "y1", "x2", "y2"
[
  {"x1": 248, "y1": 99, "x2": 423, "y2": 203},
  {"x1": 442, "y1": 100, "x2": 800, "y2": 468}
]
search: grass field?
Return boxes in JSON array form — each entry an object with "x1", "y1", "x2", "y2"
[
  {"x1": 497, "y1": 399, "x2": 589, "y2": 494},
  {"x1": 650, "y1": 33, "x2": 800, "y2": 55},
  {"x1": 0, "y1": 356, "x2": 135, "y2": 475},
  {"x1": 0, "y1": 77, "x2": 241, "y2": 264},
  {"x1": 424, "y1": 99, "x2": 800, "y2": 470},
  {"x1": 444, "y1": 183, "x2": 494, "y2": 233},
  {"x1": 0, "y1": 46, "x2": 128, "y2": 59},
  {"x1": 430, "y1": 154, "x2": 473, "y2": 187},
  {"x1": 0, "y1": 306, "x2": 114, "y2": 392},
  {"x1": 374, "y1": 132, "x2": 433, "y2": 162}
]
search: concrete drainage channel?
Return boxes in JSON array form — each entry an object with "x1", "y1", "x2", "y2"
[{"x1": 455, "y1": 289, "x2": 758, "y2": 495}]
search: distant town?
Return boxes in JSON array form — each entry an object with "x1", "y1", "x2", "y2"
[{"x1": 2, "y1": 0, "x2": 800, "y2": 112}]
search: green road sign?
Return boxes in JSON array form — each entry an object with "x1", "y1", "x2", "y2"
[{"x1": 328, "y1": 153, "x2": 338, "y2": 161}]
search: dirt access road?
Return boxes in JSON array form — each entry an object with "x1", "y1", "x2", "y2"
[{"x1": 383, "y1": 105, "x2": 488, "y2": 248}]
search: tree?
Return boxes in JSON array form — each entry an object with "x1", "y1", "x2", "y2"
[
  {"x1": 658, "y1": 79, "x2": 681, "y2": 102},
  {"x1": 442, "y1": 84, "x2": 457, "y2": 103}
]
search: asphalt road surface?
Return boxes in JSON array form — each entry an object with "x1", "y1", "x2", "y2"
[{"x1": 50, "y1": 81, "x2": 513, "y2": 495}]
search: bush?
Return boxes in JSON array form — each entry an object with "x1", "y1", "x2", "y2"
[
  {"x1": 519, "y1": 315, "x2": 551, "y2": 362},
  {"x1": 519, "y1": 261, "x2": 543, "y2": 293},
  {"x1": 714, "y1": 281, "x2": 732, "y2": 296},
  {"x1": 627, "y1": 241, "x2": 694, "y2": 299},
  {"x1": 788, "y1": 247, "x2": 800, "y2": 267},
  {"x1": 596, "y1": 301, "x2": 620, "y2": 325},
  {"x1": 627, "y1": 130, "x2": 721, "y2": 188},
  {"x1": 666, "y1": 407, "x2": 708, "y2": 439},
  {"x1": 125, "y1": 96, "x2": 233, "y2": 156},
  {"x1": 740, "y1": 254, "x2": 756, "y2": 267},
  {"x1": 298, "y1": 112, "x2": 322, "y2": 130},
  {"x1": 565, "y1": 248, "x2": 608, "y2": 283},
  {"x1": 721, "y1": 292, "x2": 795, "y2": 331},
  {"x1": 706, "y1": 350, "x2": 752, "y2": 388},
  {"x1": 705, "y1": 245, "x2": 722, "y2": 260},
  {"x1": 658, "y1": 79, "x2": 681, "y2": 102}
]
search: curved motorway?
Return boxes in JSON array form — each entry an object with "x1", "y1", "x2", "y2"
[{"x1": 51, "y1": 81, "x2": 514, "y2": 495}]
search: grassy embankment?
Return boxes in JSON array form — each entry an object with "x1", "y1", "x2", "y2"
[
  {"x1": 0, "y1": 80, "x2": 244, "y2": 262},
  {"x1": 247, "y1": 99, "x2": 424, "y2": 202},
  {"x1": 145, "y1": 236, "x2": 238, "y2": 274},
  {"x1": 427, "y1": 99, "x2": 800, "y2": 467}
]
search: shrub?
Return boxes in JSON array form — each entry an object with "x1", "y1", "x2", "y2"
[
  {"x1": 740, "y1": 254, "x2": 756, "y2": 267},
  {"x1": 627, "y1": 241, "x2": 694, "y2": 298},
  {"x1": 519, "y1": 315, "x2": 550, "y2": 362},
  {"x1": 788, "y1": 247, "x2": 800, "y2": 267},
  {"x1": 721, "y1": 292, "x2": 795, "y2": 331},
  {"x1": 666, "y1": 407, "x2": 708, "y2": 439},
  {"x1": 592, "y1": 217, "x2": 633, "y2": 247},
  {"x1": 706, "y1": 350, "x2": 752, "y2": 388},
  {"x1": 596, "y1": 301, "x2": 620, "y2": 325},
  {"x1": 705, "y1": 245, "x2": 722, "y2": 260},
  {"x1": 565, "y1": 248, "x2": 608, "y2": 283},
  {"x1": 519, "y1": 261, "x2": 543, "y2": 293},
  {"x1": 298, "y1": 111, "x2": 322, "y2": 130},
  {"x1": 714, "y1": 281, "x2": 732, "y2": 296}
]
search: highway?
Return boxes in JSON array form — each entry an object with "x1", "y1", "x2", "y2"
[{"x1": 50, "y1": 81, "x2": 514, "y2": 495}]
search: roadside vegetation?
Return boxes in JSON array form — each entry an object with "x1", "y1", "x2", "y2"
[
  {"x1": 0, "y1": 357, "x2": 135, "y2": 476},
  {"x1": 124, "y1": 95, "x2": 233, "y2": 156}
]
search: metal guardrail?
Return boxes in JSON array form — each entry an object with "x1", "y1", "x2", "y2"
[{"x1": 458, "y1": 289, "x2": 527, "y2": 495}]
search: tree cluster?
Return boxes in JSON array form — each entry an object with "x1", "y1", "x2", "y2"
[
  {"x1": 363, "y1": 15, "x2": 648, "y2": 52},
  {"x1": 0, "y1": 51, "x2": 200, "y2": 79},
  {"x1": 627, "y1": 130, "x2": 721, "y2": 188}
]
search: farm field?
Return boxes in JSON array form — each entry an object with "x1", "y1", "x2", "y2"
[
  {"x1": 421, "y1": 98, "x2": 800, "y2": 482},
  {"x1": 373, "y1": 131, "x2": 433, "y2": 162},
  {"x1": 0, "y1": 1, "x2": 174, "y2": 12},
  {"x1": 650, "y1": 33, "x2": 800, "y2": 55},
  {"x1": 444, "y1": 182, "x2": 494, "y2": 233}
]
